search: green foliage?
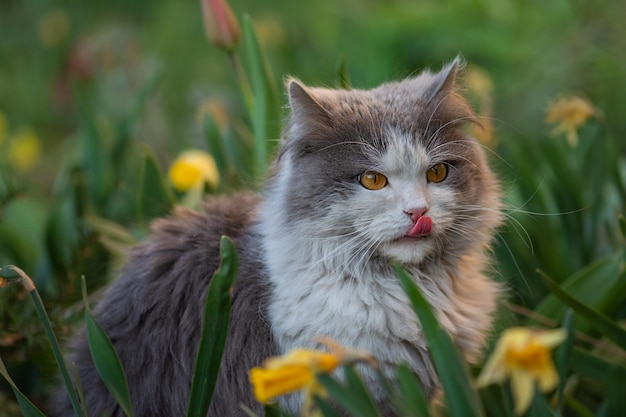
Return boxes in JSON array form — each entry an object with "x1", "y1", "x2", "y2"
[
  {"x1": 1, "y1": 0, "x2": 625, "y2": 416},
  {"x1": 82, "y1": 277, "x2": 134, "y2": 417},
  {"x1": 394, "y1": 264, "x2": 485, "y2": 417},
  {"x1": 187, "y1": 236, "x2": 238, "y2": 417}
]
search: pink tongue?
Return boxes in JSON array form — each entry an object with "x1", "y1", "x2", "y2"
[{"x1": 407, "y1": 216, "x2": 432, "y2": 237}]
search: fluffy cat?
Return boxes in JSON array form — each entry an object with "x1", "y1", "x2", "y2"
[{"x1": 52, "y1": 58, "x2": 502, "y2": 417}]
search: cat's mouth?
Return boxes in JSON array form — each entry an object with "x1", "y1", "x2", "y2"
[
  {"x1": 406, "y1": 216, "x2": 432, "y2": 238},
  {"x1": 392, "y1": 216, "x2": 433, "y2": 244}
]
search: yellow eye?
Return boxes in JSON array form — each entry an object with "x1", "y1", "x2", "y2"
[
  {"x1": 359, "y1": 171, "x2": 388, "y2": 190},
  {"x1": 427, "y1": 163, "x2": 448, "y2": 183}
]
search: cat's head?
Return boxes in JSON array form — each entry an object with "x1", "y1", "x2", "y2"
[{"x1": 262, "y1": 58, "x2": 502, "y2": 269}]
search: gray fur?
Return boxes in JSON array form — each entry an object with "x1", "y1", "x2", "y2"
[{"x1": 52, "y1": 60, "x2": 502, "y2": 416}]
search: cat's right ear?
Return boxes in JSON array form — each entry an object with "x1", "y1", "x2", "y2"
[{"x1": 286, "y1": 78, "x2": 333, "y2": 135}]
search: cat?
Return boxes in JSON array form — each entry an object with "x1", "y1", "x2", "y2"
[{"x1": 52, "y1": 58, "x2": 502, "y2": 417}]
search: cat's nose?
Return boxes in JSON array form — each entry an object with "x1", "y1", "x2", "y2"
[{"x1": 405, "y1": 207, "x2": 428, "y2": 224}]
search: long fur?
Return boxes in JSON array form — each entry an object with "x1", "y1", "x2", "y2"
[{"x1": 52, "y1": 59, "x2": 502, "y2": 416}]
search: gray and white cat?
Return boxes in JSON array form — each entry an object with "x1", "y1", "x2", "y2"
[{"x1": 53, "y1": 58, "x2": 502, "y2": 417}]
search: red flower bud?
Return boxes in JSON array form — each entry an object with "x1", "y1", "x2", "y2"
[{"x1": 200, "y1": 0, "x2": 241, "y2": 52}]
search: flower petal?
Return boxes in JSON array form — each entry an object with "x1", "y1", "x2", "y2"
[
  {"x1": 536, "y1": 361, "x2": 559, "y2": 393},
  {"x1": 534, "y1": 328, "x2": 567, "y2": 349},
  {"x1": 510, "y1": 369, "x2": 535, "y2": 416}
]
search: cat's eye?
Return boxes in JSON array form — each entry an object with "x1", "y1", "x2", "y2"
[
  {"x1": 427, "y1": 163, "x2": 448, "y2": 183},
  {"x1": 358, "y1": 171, "x2": 388, "y2": 190}
]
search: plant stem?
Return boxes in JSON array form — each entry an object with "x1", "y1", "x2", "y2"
[
  {"x1": 228, "y1": 52, "x2": 253, "y2": 115},
  {"x1": 8, "y1": 266, "x2": 86, "y2": 417}
]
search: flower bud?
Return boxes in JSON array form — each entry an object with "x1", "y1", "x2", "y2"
[{"x1": 200, "y1": 0, "x2": 241, "y2": 52}]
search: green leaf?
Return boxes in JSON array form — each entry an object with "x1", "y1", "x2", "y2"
[
  {"x1": 569, "y1": 347, "x2": 612, "y2": 381},
  {"x1": 186, "y1": 236, "x2": 239, "y2": 417},
  {"x1": 0, "y1": 356, "x2": 47, "y2": 417},
  {"x1": 393, "y1": 264, "x2": 485, "y2": 417},
  {"x1": 563, "y1": 395, "x2": 596, "y2": 417},
  {"x1": 316, "y1": 370, "x2": 381, "y2": 417},
  {"x1": 12, "y1": 267, "x2": 87, "y2": 416},
  {"x1": 314, "y1": 396, "x2": 342, "y2": 417},
  {"x1": 601, "y1": 365, "x2": 626, "y2": 417},
  {"x1": 262, "y1": 403, "x2": 282, "y2": 417},
  {"x1": 335, "y1": 55, "x2": 351, "y2": 89},
  {"x1": 394, "y1": 363, "x2": 429, "y2": 417},
  {"x1": 82, "y1": 278, "x2": 135, "y2": 417},
  {"x1": 555, "y1": 310, "x2": 574, "y2": 414},
  {"x1": 533, "y1": 255, "x2": 626, "y2": 334},
  {"x1": 137, "y1": 146, "x2": 175, "y2": 221},
  {"x1": 202, "y1": 113, "x2": 230, "y2": 184},
  {"x1": 619, "y1": 215, "x2": 626, "y2": 242},
  {"x1": 75, "y1": 85, "x2": 113, "y2": 207},
  {"x1": 242, "y1": 15, "x2": 279, "y2": 178},
  {"x1": 537, "y1": 269, "x2": 626, "y2": 350}
]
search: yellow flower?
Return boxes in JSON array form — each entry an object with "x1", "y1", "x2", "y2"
[
  {"x1": 167, "y1": 149, "x2": 219, "y2": 192},
  {"x1": 545, "y1": 96, "x2": 597, "y2": 147},
  {"x1": 249, "y1": 349, "x2": 340, "y2": 404},
  {"x1": 9, "y1": 127, "x2": 42, "y2": 173},
  {"x1": 249, "y1": 337, "x2": 377, "y2": 416},
  {"x1": 477, "y1": 327, "x2": 567, "y2": 415}
]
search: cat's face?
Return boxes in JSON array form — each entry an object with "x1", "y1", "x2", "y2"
[{"x1": 265, "y1": 59, "x2": 501, "y2": 269}]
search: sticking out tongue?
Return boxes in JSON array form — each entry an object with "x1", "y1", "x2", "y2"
[{"x1": 407, "y1": 216, "x2": 432, "y2": 237}]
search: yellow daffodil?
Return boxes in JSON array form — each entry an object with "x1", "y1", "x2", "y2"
[
  {"x1": 8, "y1": 127, "x2": 41, "y2": 173},
  {"x1": 545, "y1": 96, "x2": 597, "y2": 147},
  {"x1": 249, "y1": 337, "x2": 377, "y2": 416},
  {"x1": 167, "y1": 149, "x2": 219, "y2": 192},
  {"x1": 249, "y1": 348, "x2": 340, "y2": 404},
  {"x1": 477, "y1": 327, "x2": 567, "y2": 415}
]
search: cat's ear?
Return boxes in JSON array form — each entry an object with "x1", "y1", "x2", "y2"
[
  {"x1": 422, "y1": 56, "x2": 464, "y2": 103},
  {"x1": 420, "y1": 57, "x2": 476, "y2": 126},
  {"x1": 286, "y1": 78, "x2": 333, "y2": 134}
]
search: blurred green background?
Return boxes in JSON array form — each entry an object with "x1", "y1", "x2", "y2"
[{"x1": 1, "y1": 0, "x2": 625, "y2": 414}]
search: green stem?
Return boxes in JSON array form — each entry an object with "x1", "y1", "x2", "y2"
[
  {"x1": 228, "y1": 52, "x2": 253, "y2": 115},
  {"x1": 8, "y1": 266, "x2": 86, "y2": 417}
]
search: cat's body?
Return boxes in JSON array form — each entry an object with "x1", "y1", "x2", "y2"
[{"x1": 53, "y1": 59, "x2": 502, "y2": 417}]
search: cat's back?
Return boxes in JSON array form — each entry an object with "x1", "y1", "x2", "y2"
[{"x1": 53, "y1": 192, "x2": 274, "y2": 417}]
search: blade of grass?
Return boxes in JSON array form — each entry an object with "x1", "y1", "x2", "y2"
[
  {"x1": 82, "y1": 277, "x2": 135, "y2": 417},
  {"x1": 602, "y1": 365, "x2": 626, "y2": 417},
  {"x1": 335, "y1": 55, "x2": 351, "y2": 89},
  {"x1": 0, "y1": 265, "x2": 86, "y2": 416},
  {"x1": 0, "y1": 356, "x2": 47, "y2": 417},
  {"x1": 316, "y1": 371, "x2": 381, "y2": 417},
  {"x1": 533, "y1": 255, "x2": 626, "y2": 333},
  {"x1": 393, "y1": 264, "x2": 485, "y2": 417},
  {"x1": 241, "y1": 15, "x2": 279, "y2": 178},
  {"x1": 314, "y1": 396, "x2": 342, "y2": 417},
  {"x1": 137, "y1": 146, "x2": 175, "y2": 221},
  {"x1": 569, "y1": 347, "x2": 611, "y2": 381},
  {"x1": 395, "y1": 363, "x2": 429, "y2": 417},
  {"x1": 537, "y1": 269, "x2": 626, "y2": 350},
  {"x1": 555, "y1": 310, "x2": 574, "y2": 416},
  {"x1": 186, "y1": 236, "x2": 239, "y2": 417}
]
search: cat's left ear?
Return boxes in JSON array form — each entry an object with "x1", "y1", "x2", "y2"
[
  {"x1": 422, "y1": 56, "x2": 464, "y2": 103},
  {"x1": 419, "y1": 57, "x2": 476, "y2": 127}
]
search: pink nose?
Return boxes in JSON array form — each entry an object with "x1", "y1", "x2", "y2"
[{"x1": 405, "y1": 207, "x2": 428, "y2": 224}]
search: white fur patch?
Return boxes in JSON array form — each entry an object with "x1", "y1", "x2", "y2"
[{"x1": 258, "y1": 130, "x2": 498, "y2": 412}]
